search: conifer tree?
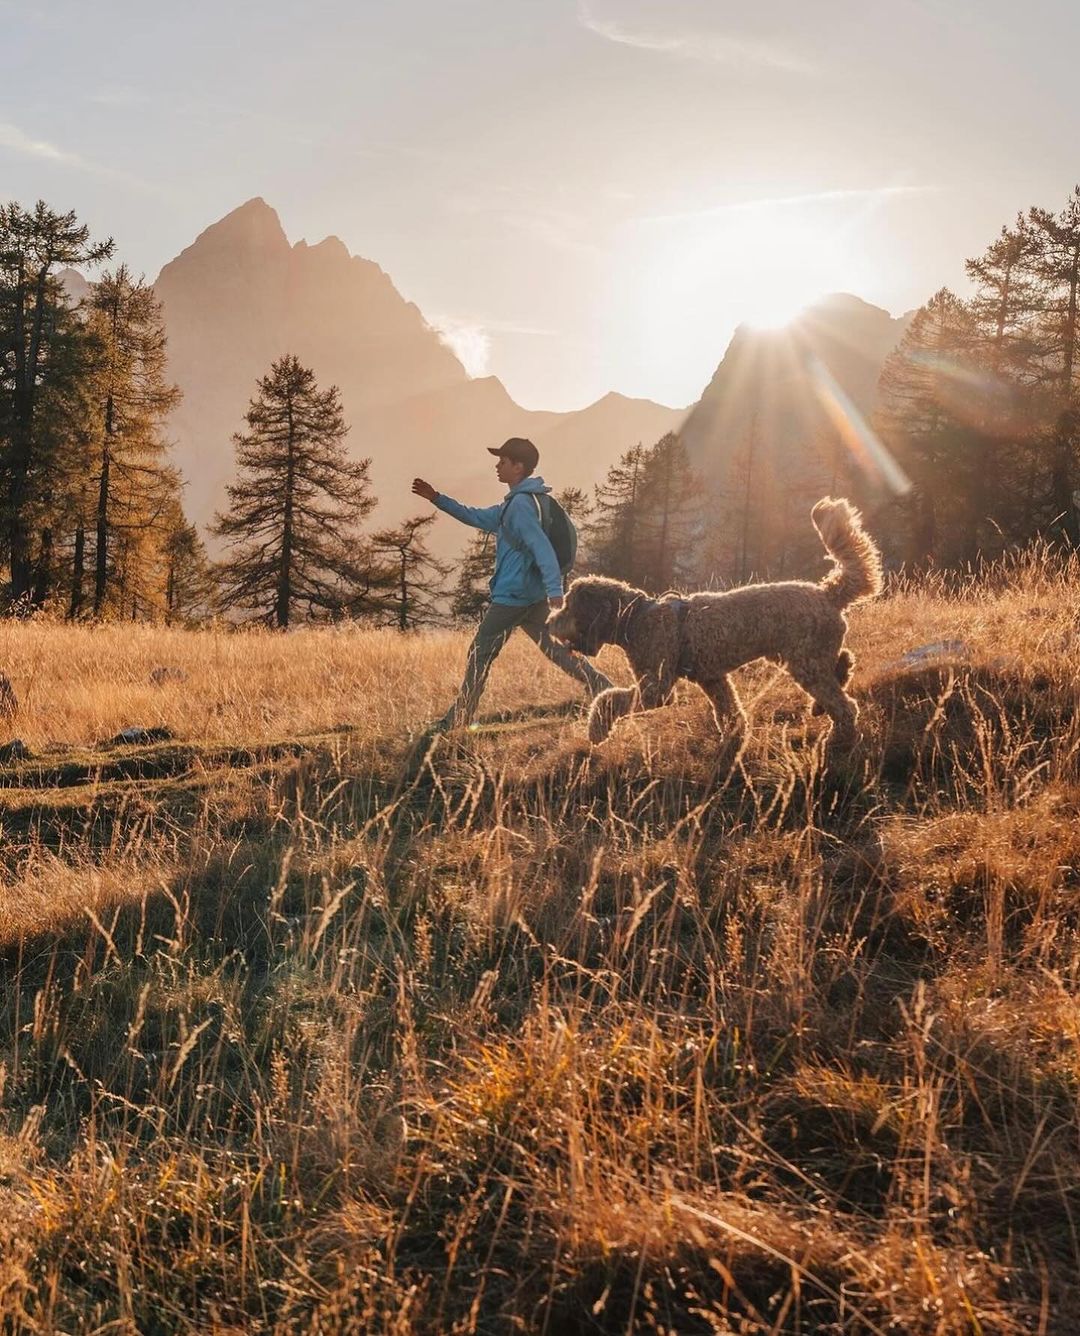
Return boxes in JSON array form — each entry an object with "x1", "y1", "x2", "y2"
[
  {"x1": 0, "y1": 201, "x2": 113, "y2": 604},
  {"x1": 556, "y1": 486, "x2": 592, "y2": 523},
  {"x1": 371, "y1": 513, "x2": 449, "y2": 630},
  {"x1": 161, "y1": 502, "x2": 216, "y2": 625},
  {"x1": 706, "y1": 406, "x2": 780, "y2": 583},
  {"x1": 84, "y1": 266, "x2": 181, "y2": 616},
  {"x1": 1028, "y1": 187, "x2": 1080, "y2": 542},
  {"x1": 965, "y1": 218, "x2": 1041, "y2": 377},
  {"x1": 450, "y1": 529, "x2": 494, "y2": 622},
  {"x1": 961, "y1": 219, "x2": 1046, "y2": 548},
  {"x1": 877, "y1": 289, "x2": 982, "y2": 563},
  {"x1": 636, "y1": 433, "x2": 703, "y2": 592},
  {"x1": 212, "y1": 356, "x2": 376, "y2": 627},
  {"x1": 583, "y1": 443, "x2": 650, "y2": 583}
]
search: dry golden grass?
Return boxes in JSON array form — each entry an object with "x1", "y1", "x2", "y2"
[
  {"x1": 2, "y1": 550, "x2": 1080, "y2": 1332},
  {"x1": 0, "y1": 621, "x2": 614, "y2": 750}
]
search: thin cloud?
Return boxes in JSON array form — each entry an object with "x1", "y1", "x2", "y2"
[
  {"x1": 640, "y1": 184, "x2": 939, "y2": 226},
  {"x1": 0, "y1": 119, "x2": 166, "y2": 197},
  {"x1": 577, "y1": 1, "x2": 814, "y2": 75},
  {"x1": 444, "y1": 188, "x2": 608, "y2": 259},
  {"x1": 485, "y1": 318, "x2": 561, "y2": 337},
  {"x1": 0, "y1": 121, "x2": 80, "y2": 165}
]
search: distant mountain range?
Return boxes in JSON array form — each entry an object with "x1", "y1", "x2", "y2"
[
  {"x1": 61, "y1": 201, "x2": 916, "y2": 572},
  {"x1": 147, "y1": 198, "x2": 684, "y2": 551}
]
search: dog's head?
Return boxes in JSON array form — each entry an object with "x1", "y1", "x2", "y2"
[{"x1": 548, "y1": 577, "x2": 628, "y2": 656}]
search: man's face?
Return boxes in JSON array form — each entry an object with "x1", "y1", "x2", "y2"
[{"x1": 496, "y1": 455, "x2": 528, "y2": 488}]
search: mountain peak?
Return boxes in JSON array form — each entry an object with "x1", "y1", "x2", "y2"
[
  {"x1": 56, "y1": 267, "x2": 91, "y2": 305},
  {"x1": 726, "y1": 292, "x2": 905, "y2": 350},
  {"x1": 807, "y1": 291, "x2": 883, "y2": 314},
  {"x1": 314, "y1": 234, "x2": 349, "y2": 258},
  {"x1": 294, "y1": 234, "x2": 352, "y2": 263},
  {"x1": 190, "y1": 198, "x2": 289, "y2": 254}
]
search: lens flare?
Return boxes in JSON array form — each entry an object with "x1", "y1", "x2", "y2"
[
  {"x1": 907, "y1": 351, "x2": 1027, "y2": 436},
  {"x1": 805, "y1": 354, "x2": 911, "y2": 498}
]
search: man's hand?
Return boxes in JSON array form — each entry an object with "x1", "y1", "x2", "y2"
[
  {"x1": 412, "y1": 478, "x2": 438, "y2": 503},
  {"x1": 548, "y1": 595, "x2": 565, "y2": 612}
]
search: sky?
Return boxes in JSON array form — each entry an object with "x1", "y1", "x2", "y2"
[{"x1": 2, "y1": 0, "x2": 1078, "y2": 411}]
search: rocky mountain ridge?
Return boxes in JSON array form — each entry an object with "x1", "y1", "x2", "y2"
[{"x1": 149, "y1": 199, "x2": 685, "y2": 549}]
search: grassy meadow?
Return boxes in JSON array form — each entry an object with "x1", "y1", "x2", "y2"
[{"x1": 2, "y1": 555, "x2": 1080, "y2": 1332}]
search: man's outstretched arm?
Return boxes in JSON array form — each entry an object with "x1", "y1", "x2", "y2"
[{"x1": 412, "y1": 477, "x2": 501, "y2": 532}]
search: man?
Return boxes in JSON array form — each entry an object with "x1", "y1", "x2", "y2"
[{"x1": 412, "y1": 437, "x2": 613, "y2": 731}]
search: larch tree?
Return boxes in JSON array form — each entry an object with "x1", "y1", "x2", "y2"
[
  {"x1": 161, "y1": 500, "x2": 217, "y2": 625},
  {"x1": 0, "y1": 201, "x2": 113, "y2": 605},
  {"x1": 1028, "y1": 187, "x2": 1080, "y2": 543},
  {"x1": 962, "y1": 218, "x2": 1047, "y2": 547},
  {"x1": 876, "y1": 289, "x2": 982, "y2": 564},
  {"x1": 709, "y1": 406, "x2": 780, "y2": 584},
  {"x1": 371, "y1": 513, "x2": 450, "y2": 631},
  {"x1": 212, "y1": 355, "x2": 377, "y2": 627},
  {"x1": 582, "y1": 443, "x2": 650, "y2": 583},
  {"x1": 636, "y1": 433, "x2": 703, "y2": 592},
  {"x1": 83, "y1": 265, "x2": 181, "y2": 617},
  {"x1": 450, "y1": 528, "x2": 494, "y2": 622}
]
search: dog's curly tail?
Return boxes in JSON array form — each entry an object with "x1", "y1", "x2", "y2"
[{"x1": 812, "y1": 497, "x2": 883, "y2": 608}]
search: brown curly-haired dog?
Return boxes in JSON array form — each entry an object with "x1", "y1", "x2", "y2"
[{"x1": 547, "y1": 497, "x2": 882, "y2": 760}]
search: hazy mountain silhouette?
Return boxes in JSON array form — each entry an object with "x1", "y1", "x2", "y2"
[
  {"x1": 680, "y1": 293, "x2": 912, "y2": 483},
  {"x1": 57, "y1": 267, "x2": 91, "y2": 305},
  {"x1": 150, "y1": 199, "x2": 686, "y2": 549}
]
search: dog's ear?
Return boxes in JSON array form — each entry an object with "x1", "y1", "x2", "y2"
[{"x1": 587, "y1": 583, "x2": 621, "y2": 645}]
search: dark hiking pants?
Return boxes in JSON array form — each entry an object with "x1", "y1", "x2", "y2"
[{"x1": 439, "y1": 600, "x2": 613, "y2": 729}]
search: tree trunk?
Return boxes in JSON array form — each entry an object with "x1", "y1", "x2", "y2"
[
  {"x1": 94, "y1": 437, "x2": 111, "y2": 615},
  {"x1": 737, "y1": 411, "x2": 759, "y2": 584},
  {"x1": 276, "y1": 395, "x2": 296, "y2": 629},
  {"x1": 655, "y1": 462, "x2": 671, "y2": 591},
  {"x1": 31, "y1": 528, "x2": 53, "y2": 608},
  {"x1": 9, "y1": 262, "x2": 53, "y2": 604},
  {"x1": 69, "y1": 524, "x2": 86, "y2": 620},
  {"x1": 8, "y1": 396, "x2": 35, "y2": 603}
]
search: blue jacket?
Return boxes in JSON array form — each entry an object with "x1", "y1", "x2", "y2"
[{"x1": 435, "y1": 475, "x2": 563, "y2": 606}]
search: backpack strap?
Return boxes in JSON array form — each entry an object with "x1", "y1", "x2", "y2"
[{"x1": 499, "y1": 492, "x2": 548, "y2": 550}]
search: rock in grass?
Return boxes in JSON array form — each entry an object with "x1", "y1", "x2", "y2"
[
  {"x1": 109, "y1": 725, "x2": 176, "y2": 747},
  {"x1": 0, "y1": 738, "x2": 31, "y2": 762},
  {"x1": 149, "y1": 665, "x2": 188, "y2": 686}
]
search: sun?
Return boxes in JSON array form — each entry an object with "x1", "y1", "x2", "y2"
[{"x1": 622, "y1": 196, "x2": 871, "y2": 388}]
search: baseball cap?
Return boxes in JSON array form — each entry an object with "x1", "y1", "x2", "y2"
[{"x1": 487, "y1": 437, "x2": 539, "y2": 472}]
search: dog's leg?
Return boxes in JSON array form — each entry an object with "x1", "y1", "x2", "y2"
[
  {"x1": 789, "y1": 661, "x2": 858, "y2": 750},
  {"x1": 587, "y1": 686, "x2": 637, "y2": 743},
  {"x1": 811, "y1": 649, "x2": 855, "y2": 716},
  {"x1": 696, "y1": 673, "x2": 748, "y2": 769},
  {"x1": 587, "y1": 664, "x2": 678, "y2": 745}
]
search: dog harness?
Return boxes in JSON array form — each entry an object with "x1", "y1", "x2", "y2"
[{"x1": 661, "y1": 596, "x2": 693, "y2": 674}]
